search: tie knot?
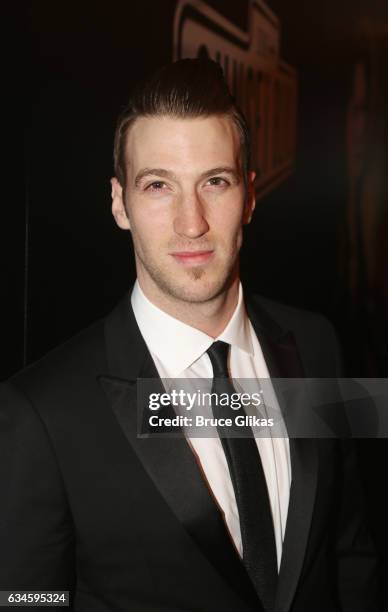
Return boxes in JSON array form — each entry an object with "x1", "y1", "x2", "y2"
[{"x1": 207, "y1": 341, "x2": 230, "y2": 378}]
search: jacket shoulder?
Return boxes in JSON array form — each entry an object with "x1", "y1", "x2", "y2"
[
  {"x1": 9, "y1": 317, "x2": 107, "y2": 404},
  {"x1": 250, "y1": 293, "x2": 331, "y2": 330},
  {"x1": 248, "y1": 293, "x2": 343, "y2": 377}
]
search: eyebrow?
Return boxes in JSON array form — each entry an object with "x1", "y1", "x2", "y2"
[{"x1": 134, "y1": 166, "x2": 240, "y2": 187}]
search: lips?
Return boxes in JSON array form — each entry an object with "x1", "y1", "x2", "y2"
[{"x1": 171, "y1": 250, "x2": 214, "y2": 264}]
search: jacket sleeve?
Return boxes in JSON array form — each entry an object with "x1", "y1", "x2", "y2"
[
  {"x1": 322, "y1": 319, "x2": 381, "y2": 610},
  {"x1": 324, "y1": 318, "x2": 381, "y2": 610},
  {"x1": 336, "y1": 438, "x2": 381, "y2": 611},
  {"x1": 0, "y1": 382, "x2": 75, "y2": 601}
]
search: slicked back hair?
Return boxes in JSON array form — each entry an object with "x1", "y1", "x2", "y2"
[{"x1": 113, "y1": 58, "x2": 251, "y2": 189}]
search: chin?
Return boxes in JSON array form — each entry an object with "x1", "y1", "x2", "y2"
[
  {"x1": 139, "y1": 254, "x2": 238, "y2": 305},
  {"x1": 161, "y1": 270, "x2": 234, "y2": 304}
]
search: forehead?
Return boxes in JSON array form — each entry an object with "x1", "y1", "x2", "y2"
[{"x1": 124, "y1": 115, "x2": 241, "y2": 176}]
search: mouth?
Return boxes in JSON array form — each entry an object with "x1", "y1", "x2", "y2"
[{"x1": 170, "y1": 250, "x2": 214, "y2": 265}]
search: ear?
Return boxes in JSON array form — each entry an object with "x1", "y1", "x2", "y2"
[
  {"x1": 111, "y1": 177, "x2": 131, "y2": 231},
  {"x1": 243, "y1": 171, "x2": 256, "y2": 225}
]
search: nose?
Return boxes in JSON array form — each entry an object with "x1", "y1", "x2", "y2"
[{"x1": 173, "y1": 191, "x2": 209, "y2": 239}]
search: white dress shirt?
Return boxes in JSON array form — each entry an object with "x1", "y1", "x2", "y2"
[{"x1": 131, "y1": 280, "x2": 291, "y2": 570}]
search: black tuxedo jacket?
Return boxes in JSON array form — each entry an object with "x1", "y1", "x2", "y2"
[{"x1": 0, "y1": 292, "x2": 379, "y2": 611}]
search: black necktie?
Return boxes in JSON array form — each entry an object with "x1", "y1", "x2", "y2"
[{"x1": 207, "y1": 341, "x2": 278, "y2": 612}]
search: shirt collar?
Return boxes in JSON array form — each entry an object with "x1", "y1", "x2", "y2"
[{"x1": 131, "y1": 280, "x2": 254, "y2": 376}]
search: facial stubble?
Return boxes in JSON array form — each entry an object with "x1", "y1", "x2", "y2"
[{"x1": 134, "y1": 238, "x2": 239, "y2": 305}]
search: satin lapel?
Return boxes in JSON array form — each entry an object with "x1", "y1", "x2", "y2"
[
  {"x1": 275, "y1": 440, "x2": 318, "y2": 612},
  {"x1": 246, "y1": 296, "x2": 319, "y2": 612},
  {"x1": 245, "y1": 296, "x2": 305, "y2": 380},
  {"x1": 99, "y1": 293, "x2": 260, "y2": 608}
]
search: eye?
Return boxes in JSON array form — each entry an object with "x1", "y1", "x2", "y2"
[
  {"x1": 145, "y1": 181, "x2": 168, "y2": 192},
  {"x1": 206, "y1": 176, "x2": 229, "y2": 187}
]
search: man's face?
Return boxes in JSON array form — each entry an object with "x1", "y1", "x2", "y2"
[{"x1": 111, "y1": 115, "x2": 255, "y2": 304}]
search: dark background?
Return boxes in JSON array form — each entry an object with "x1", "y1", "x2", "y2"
[
  {"x1": 5, "y1": 0, "x2": 388, "y2": 604},
  {"x1": 8, "y1": 0, "x2": 388, "y2": 375}
]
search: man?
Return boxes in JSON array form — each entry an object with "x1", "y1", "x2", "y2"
[{"x1": 0, "y1": 59, "x2": 379, "y2": 611}]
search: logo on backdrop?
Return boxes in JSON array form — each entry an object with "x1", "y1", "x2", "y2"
[{"x1": 173, "y1": 0, "x2": 298, "y2": 200}]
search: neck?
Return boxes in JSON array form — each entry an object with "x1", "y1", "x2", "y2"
[{"x1": 137, "y1": 276, "x2": 240, "y2": 338}]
